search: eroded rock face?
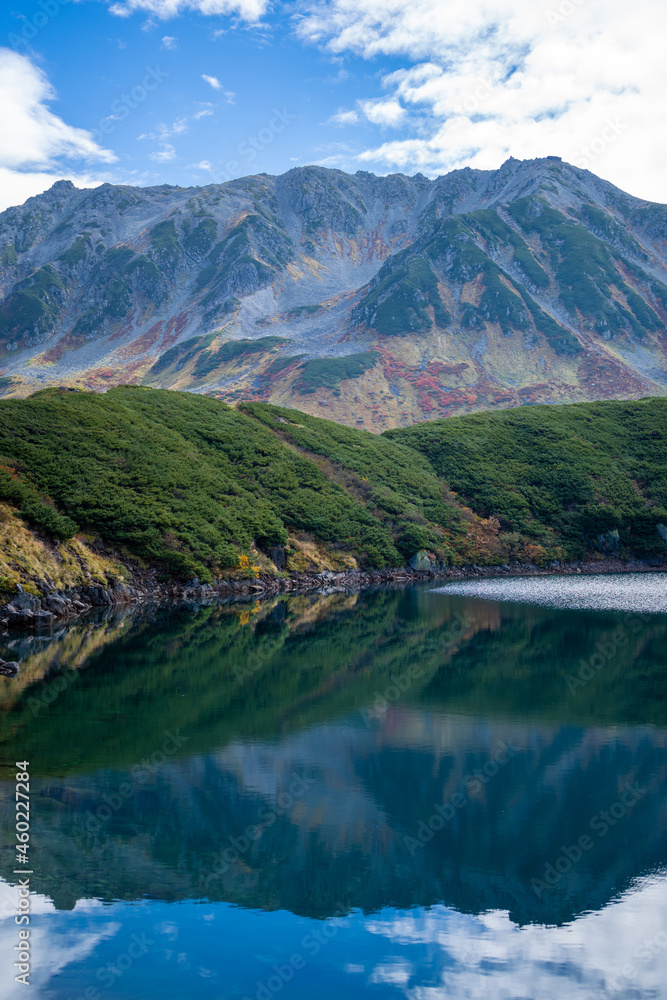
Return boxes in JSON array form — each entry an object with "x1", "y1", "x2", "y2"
[
  {"x1": 266, "y1": 545, "x2": 287, "y2": 570},
  {"x1": 1, "y1": 159, "x2": 667, "y2": 426}
]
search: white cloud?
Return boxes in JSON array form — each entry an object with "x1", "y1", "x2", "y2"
[
  {"x1": 138, "y1": 112, "x2": 203, "y2": 141},
  {"x1": 109, "y1": 0, "x2": 269, "y2": 21},
  {"x1": 329, "y1": 108, "x2": 360, "y2": 125},
  {"x1": 0, "y1": 48, "x2": 115, "y2": 211},
  {"x1": 0, "y1": 49, "x2": 115, "y2": 170},
  {"x1": 190, "y1": 159, "x2": 213, "y2": 169},
  {"x1": 202, "y1": 73, "x2": 222, "y2": 89},
  {"x1": 330, "y1": 99, "x2": 405, "y2": 127},
  {"x1": 161, "y1": 34, "x2": 178, "y2": 48},
  {"x1": 201, "y1": 76, "x2": 236, "y2": 101},
  {"x1": 150, "y1": 142, "x2": 176, "y2": 161},
  {"x1": 296, "y1": 0, "x2": 667, "y2": 202},
  {"x1": 359, "y1": 97, "x2": 406, "y2": 127},
  {"x1": 137, "y1": 106, "x2": 217, "y2": 163}
]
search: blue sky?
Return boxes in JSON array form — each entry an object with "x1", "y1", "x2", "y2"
[{"x1": 0, "y1": 0, "x2": 664, "y2": 210}]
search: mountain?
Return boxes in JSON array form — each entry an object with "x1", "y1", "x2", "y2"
[
  {"x1": 1, "y1": 159, "x2": 667, "y2": 427},
  {"x1": 1, "y1": 388, "x2": 666, "y2": 590}
]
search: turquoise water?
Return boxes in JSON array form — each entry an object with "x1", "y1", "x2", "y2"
[{"x1": 1, "y1": 579, "x2": 666, "y2": 998}]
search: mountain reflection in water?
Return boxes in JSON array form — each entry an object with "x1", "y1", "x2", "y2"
[{"x1": 0, "y1": 580, "x2": 666, "y2": 998}]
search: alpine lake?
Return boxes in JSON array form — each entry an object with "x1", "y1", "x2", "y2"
[{"x1": 1, "y1": 573, "x2": 667, "y2": 1000}]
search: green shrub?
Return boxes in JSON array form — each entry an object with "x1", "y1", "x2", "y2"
[
  {"x1": 389, "y1": 398, "x2": 667, "y2": 559},
  {"x1": 296, "y1": 352, "x2": 380, "y2": 393},
  {"x1": 2, "y1": 389, "x2": 665, "y2": 576}
]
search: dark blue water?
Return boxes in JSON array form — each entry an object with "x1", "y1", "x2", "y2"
[{"x1": 1, "y1": 579, "x2": 666, "y2": 998}]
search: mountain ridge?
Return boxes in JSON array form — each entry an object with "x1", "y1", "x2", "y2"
[{"x1": 1, "y1": 158, "x2": 666, "y2": 427}]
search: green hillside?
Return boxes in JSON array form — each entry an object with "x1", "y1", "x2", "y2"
[
  {"x1": 388, "y1": 397, "x2": 667, "y2": 558},
  {"x1": 0, "y1": 388, "x2": 665, "y2": 583},
  {"x1": 0, "y1": 387, "x2": 473, "y2": 578}
]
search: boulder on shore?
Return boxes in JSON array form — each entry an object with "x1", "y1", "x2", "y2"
[
  {"x1": 408, "y1": 550, "x2": 437, "y2": 572},
  {"x1": 0, "y1": 659, "x2": 20, "y2": 677}
]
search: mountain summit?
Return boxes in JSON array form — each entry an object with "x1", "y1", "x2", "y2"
[{"x1": 1, "y1": 157, "x2": 666, "y2": 427}]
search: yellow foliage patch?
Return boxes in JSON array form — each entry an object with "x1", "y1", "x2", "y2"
[
  {"x1": 0, "y1": 503, "x2": 125, "y2": 594},
  {"x1": 286, "y1": 535, "x2": 357, "y2": 573},
  {"x1": 236, "y1": 552, "x2": 260, "y2": 578}
]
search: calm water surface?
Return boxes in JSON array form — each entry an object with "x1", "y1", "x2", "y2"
[{"x1": 1, "y1": 575, "x2": 666, "y2": 999}]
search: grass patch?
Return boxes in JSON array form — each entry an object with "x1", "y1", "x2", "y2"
[
  {"x1": 193, "y1": 337, "x2": 289, "y2": 379},
  {"x1": 295, "y1": 352, "x2": 380, "y2": 394}
]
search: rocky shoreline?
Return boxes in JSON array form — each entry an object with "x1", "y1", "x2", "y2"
[{"x1": 1, "y1": 555, "x2": 665, "y2": 638}]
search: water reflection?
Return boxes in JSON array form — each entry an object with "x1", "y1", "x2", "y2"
[
  {"x1": 2, "y1": 874, "x2": 666, "y2": 999},
  {"x1": 0, "y1": 580, "x2": 665, "y2": 997},
  {"x1": 6, "y1": 708, "x2": 662, "y2": 927}
]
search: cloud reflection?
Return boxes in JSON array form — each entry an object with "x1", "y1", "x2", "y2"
[{"x1": 364, "y1": 872, "x2": 667, "y2": 998}]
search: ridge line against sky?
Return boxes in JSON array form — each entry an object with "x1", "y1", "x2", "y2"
[{"x1": 0, "y1": 0, "x2": 665, "y2": 211}]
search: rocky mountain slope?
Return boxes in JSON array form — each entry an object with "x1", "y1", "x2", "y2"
[{"x1": 1, "y1": 158, "x2": 666, "y2": 427}]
